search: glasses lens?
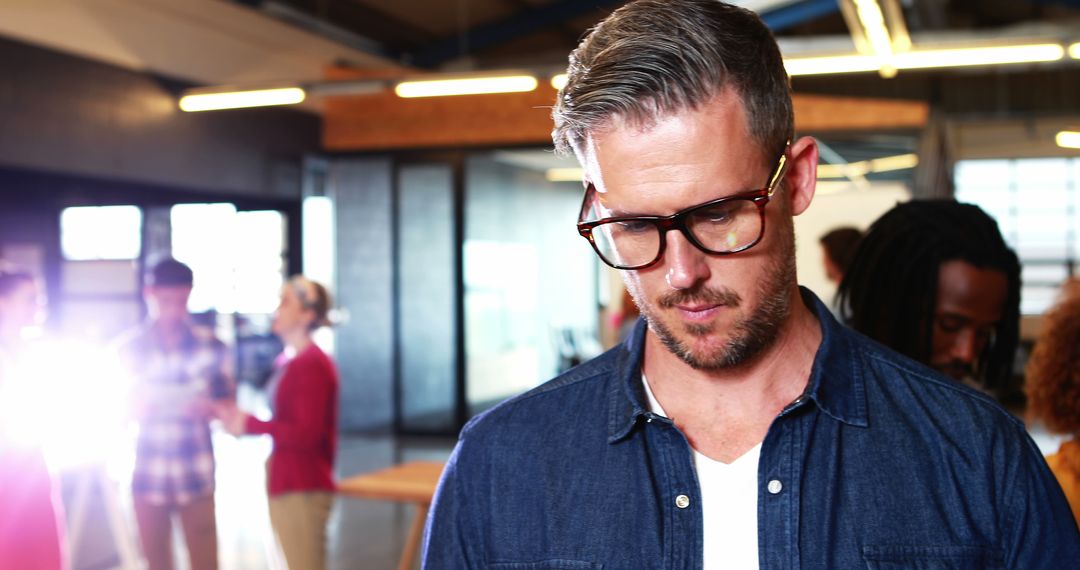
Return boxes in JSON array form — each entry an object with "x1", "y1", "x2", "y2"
[
  {"x1": 686, "y1": 199, "x2": 762, "y2": 253},
  {"x1": 592, "y1": 219, "x2": 660, "y2": 268}
]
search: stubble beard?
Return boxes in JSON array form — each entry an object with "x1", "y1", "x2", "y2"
[{"x1": 635, "y1": 228, "x2": 798, "y2": 371}]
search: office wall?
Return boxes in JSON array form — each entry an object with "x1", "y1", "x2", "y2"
[{"x1": 0, "y1": 36, "x2": 319, "y2": 199}]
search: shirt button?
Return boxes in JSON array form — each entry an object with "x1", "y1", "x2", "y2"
[
  {"x1": 675, "y1": 494, "x2": 691, "y2": 509},
  {"x1": 767, "y1": 480, "x2": 783, "y2": 494}
]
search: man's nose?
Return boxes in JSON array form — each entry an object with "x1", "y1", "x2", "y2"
[
  {"x1": 951, "y1": 328, "x2": 980, "y2": 364},
  {"x1": 663, "y1": 229, "x2": 711, "y2": 290}
]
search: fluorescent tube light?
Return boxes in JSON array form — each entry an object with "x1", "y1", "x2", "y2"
[
  {"x1": 394, "y1": 75, "x2": 538, "y2": 98},
  {"x1": 179, "y1": 87, "x2": 305, "y2": 112},
  {"x1": 551, "y1": 74, "x2": 569, "y2": 90},
  {"x1": 786, "y1": 43, "x2": 1065, "y2": 76},
  {"x1": 1070, "y1": 43, "x2": 1080, "y2": 59},
  {"x1": 1057, "y1": 131, "x2": 1080, "y2": 149},
  {"x1": 784, "y1": 54, "x2": 881, "y2": 76},
  {"x1": 890, "y1": 43, "x2": 1065, "y2": 69},
  {"x1": 818, "y1": 153, "x2": 919, "y2": 179}
]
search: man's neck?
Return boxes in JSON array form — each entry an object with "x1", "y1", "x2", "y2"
[{"x1": 641, "y1": 289, "x2": 822, "y2": 463}]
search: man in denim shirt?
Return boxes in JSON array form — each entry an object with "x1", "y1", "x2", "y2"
[{"x1": 424, "y1": 1, "x2": 1080, "y2": 568}]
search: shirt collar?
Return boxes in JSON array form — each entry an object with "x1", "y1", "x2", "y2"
[{"x1": 607, "y1": 286, "x2": 868, "y2": 443}]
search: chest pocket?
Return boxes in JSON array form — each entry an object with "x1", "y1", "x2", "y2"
[
  {"x1": 487, "y1": 561, "x2": 602, "y2": 570},
  {"x1": 863, "y1": 545, "x2": 1004, "y2": 569}
]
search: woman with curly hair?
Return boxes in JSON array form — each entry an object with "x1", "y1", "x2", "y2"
[{"x1": 1026, "y1": 278, "x2": 1080, "y2": 523}]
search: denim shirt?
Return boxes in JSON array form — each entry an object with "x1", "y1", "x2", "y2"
[{"x1": 424, "y1": 289, "x2": 1080, "y2": 569}]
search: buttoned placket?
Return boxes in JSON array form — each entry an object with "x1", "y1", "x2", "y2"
[
  {"x1": 643, "y1": 412, "x2": 703, "y2": 570},
  {"x1": 758, "y1": 397, "x2": 814, "y2": 570}
]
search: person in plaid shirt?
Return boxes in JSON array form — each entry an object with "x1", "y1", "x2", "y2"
[{"x1": 116, "y1": 258, "x2": 233, "y2": 570}]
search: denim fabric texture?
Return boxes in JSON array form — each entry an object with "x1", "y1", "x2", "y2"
[{"x1": 423, "y1": 289, "x2": 1080, "y2": 569}]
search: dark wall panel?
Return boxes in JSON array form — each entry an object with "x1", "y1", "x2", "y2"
[
  {"x1": 331, "y1": 157, "x2": 395, "y2": 431},
  {"x1": 0, "y1": 36, "x2": 319, "y2": 199}
]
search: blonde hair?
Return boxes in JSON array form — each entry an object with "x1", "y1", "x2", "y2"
[{"x1": 289, "y1": 275, "x2": 332, "y2": 331}]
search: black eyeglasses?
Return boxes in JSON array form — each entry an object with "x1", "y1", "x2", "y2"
[{"x1": 576, "y1": 152, "x2": 789, "y2": 270}]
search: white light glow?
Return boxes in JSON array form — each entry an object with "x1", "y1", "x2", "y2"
[
  {"x1": 551, "y1": 74, "x2": 568, "y2": 90},
  {"x1": 394, "y1": 75, "x2": 538, "y2": 98},
  {"x1": 0, "y1": 339, "x2": 133, "y2": 470},
  {"x1": 60, "y1": 206, "x2": 142, "y2": 261},
  {"x1": 1056, "y1": 131, "x2": 1080, "y2": 149},
  {"x1": 818, "y1": 153, "x2": 919, "y2": 179},
  {"x1": 1070, "y1": 43, "x2": 1080, "y2": 59},
  {"x1": 785, "y1": 43, "x2": 1066, "y2": 76},
  {"x1": 179, "y1": 88, "x2": 305, "y2": 112}
]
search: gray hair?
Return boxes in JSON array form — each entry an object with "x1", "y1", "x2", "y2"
[{"x1": 551, "y1": 0, "x2": 793, "y2": 163}]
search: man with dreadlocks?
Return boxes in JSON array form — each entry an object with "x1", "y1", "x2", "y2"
[{"x1": 837, "y1": 200, "x2": 1021, "y2": 401}]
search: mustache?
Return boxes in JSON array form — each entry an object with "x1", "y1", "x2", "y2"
[{"x1": 657, "y1": 286, "x2": 741, "y2": 309}]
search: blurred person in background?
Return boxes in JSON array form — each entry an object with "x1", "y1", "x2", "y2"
[
  {"x1": 837, "y1": 200, "x2": 1022, "y2": 402},
  {"x1": 1025, "y1": 277, "x2": 1080, "y2": 524},
  {"x1": 116, "y1": 257, "x2": 233, "y2": 570},
  {"x1": 217, "y1": 275, "x2": 338, "y2": 570},
  {"x1": 0, "y1": 265, "x2": 67, "y2": 570},
  {"x1": 818, "y1": 226, "x2": 862, "y2": 286}
]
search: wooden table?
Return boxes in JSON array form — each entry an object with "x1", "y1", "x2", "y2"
[{"x1": 338, "y1": 461, "x2": 446, "y2": 570}]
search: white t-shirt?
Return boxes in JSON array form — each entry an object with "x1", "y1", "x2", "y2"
[{"x1": 643, "y1": 375, "x2": 761, "y2": 570}]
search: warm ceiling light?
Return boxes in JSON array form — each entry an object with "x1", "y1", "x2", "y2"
[
  {"x1": 179, "y1": 87, "x2": 305, "y2": 112},
  {"x1": 891, "y1": 43, "x2": 1065, "y2": 69},
  {"x1": 853, "y1": 0, "x2": 894, "y2": 61},
  {"x1": 784, "y1": 54, "x2": 881, "y2": 76},
  {"x1": 1070, "y1": 43, "x2": 1080, "y2": 59},
  {"x1": 546, "y1": 167, "x2": 583, "y2": 182},
  {"x1": 786, "y1": 43, "x2": 1065, "y2": 76},
  {"x1": 551, "y1": 74, "x2": 569, "y2": 90},
  {"x1": 394, "y1": 75, "x2": 538, "y2": 98},
  {"x1": 1057, "y1": 131, "x2": 1080, "y2": 149},
  {"x1": 869, "y1": 153, "x2": 919, "y2": 172},
  {"x1": 818, "y1": 153, "x2": 918, "y2": 179}
]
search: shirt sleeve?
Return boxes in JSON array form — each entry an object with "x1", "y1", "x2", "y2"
[
  {"x1": 244, "y1": 358, "x2": 333, "y2": 449},
  {"x1": 423, "y1": 436, "x2": 483, "y2": 567},
  {"x1": 1002, "y1": 430, "x2": 1080, "y2": 567}
]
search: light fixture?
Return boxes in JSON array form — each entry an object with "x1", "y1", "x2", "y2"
[
  {"x1": 852, "y1": 0, "x2": 897, "y2": 77},
  {"x1": 786, "y1": 42, "x2": 1066, "y2": 76},
  {"x1": 551, "y1": 74, "x2": 569, "y2": 90},
  {"x1": 817, "y1": 153, "x2": 919, "y2": 179},
  {"x1": 179, "y1": 87, "x2": 305, "y2": 112},
  {"x1": 1070, "y1": 42, "x2": 1080, "y2": 59},
  {"x1": 394, "y1": 75, "x2": 538, "y2": 98},
  {"x1": 546, "y1": 167, "x2": 583, "y2": 182},
  {"x1": 1056, "y1": 131, "x2": 1080, "y2": 149},
  {"x1": 891, "y1": 43, "x2": 1065, "y2": 69},
  {"x1": 785, "y1": 54, "x2": 882, "y2": 76}
]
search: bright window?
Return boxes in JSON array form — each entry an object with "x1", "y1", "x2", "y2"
[
  {"x1": 171, "y1": 204, "x2": 285, "y2": 314},
  {"x1": 60, "y1": 206, "x2": 142, "y2": 260},
  {"x1": 955, "y1": 158, "x2": 1079, "y2": 315}
]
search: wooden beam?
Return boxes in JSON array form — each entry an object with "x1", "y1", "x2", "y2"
[{"x1": 322, "y1": 69, "x2": 929, "y2": 151}]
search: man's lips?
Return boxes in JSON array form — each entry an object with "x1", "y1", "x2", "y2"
[{"x1": 674, "y1": 303, "x2": 724, "y2": 321}]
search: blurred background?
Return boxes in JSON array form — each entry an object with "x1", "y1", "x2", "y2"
[{"x1": 0, "y1": 0, "x2": 1077, "y2": 568}]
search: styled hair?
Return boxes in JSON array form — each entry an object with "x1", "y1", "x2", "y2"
[
  {"x1": 289, "y1": 275, "x2": 332, "y2": 331},
  {"x1": 551, "y1": 0, "x2": 793, "y2": 164},
  {"x1": 1026, "y1": 279, "x2": 1080, "y2": 435},
  {"x1": 146, "y1": 257, "x2": 194, "y2": 288},
  {"x1": 819, "y1": 227, "x2": 863, "y2": 275},
  {"x1": 837, "y1": 200, "x2": 1021, "y2": 394}
]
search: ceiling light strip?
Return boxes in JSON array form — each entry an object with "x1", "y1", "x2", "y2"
[
  {"x1": 179, "y1": 87, "x2": 305, "y2": 112},
  {"x1": 394, "y1": 75, "x2": 538, "y2": 98}
]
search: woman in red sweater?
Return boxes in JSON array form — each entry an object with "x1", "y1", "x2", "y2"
[{"x1": 221, "y1": 275, "x2": 338, "y2": 570}]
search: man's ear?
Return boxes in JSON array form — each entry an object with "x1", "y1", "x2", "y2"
[{"x1": 784, "y1": 136, "x2": 819, "y2": 217}]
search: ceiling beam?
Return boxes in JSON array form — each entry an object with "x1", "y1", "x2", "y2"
[{"x1": 408, "y1": 0, "x2": 624, "y2": 69}]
